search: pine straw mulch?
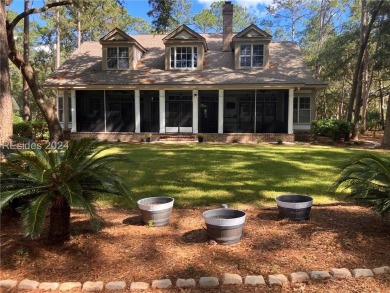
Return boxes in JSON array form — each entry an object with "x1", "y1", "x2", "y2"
[{"x1": 1, "y1": 204, "x2": 390, "y2": 292}]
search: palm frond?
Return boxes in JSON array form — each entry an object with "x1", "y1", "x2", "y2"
[
  {"x1": 19, "y1": 194, "x2": 51, "y2": 239},
  {"x1": 333, "y1": 154, "x2": 390, "y2": 217}
]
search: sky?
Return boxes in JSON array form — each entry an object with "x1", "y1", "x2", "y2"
[{"x1": 8, "y1": 0, "x2": 274, "y2": 25}]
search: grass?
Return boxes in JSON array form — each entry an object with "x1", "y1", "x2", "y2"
[{"x1": 100, "y1": 143, "x2": 389, "y2": 209}]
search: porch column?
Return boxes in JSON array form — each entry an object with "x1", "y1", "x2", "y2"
[
  {"x1": 71, "y1": 90, "x2": 77, "y2": 132},
  {"x1": 288, "y1": 88, "x2": 294, "y2": 134},
  {"x1": 192, "y1": 90, "x2": 198, "y2": 133},
  {"x1": 218, "y1": 89, "x2": 224, "y2": 133},
  {"x1": 159, "y1": 90, "x2": 165, "y2": 133},
  {"x1": 135, "y1": 90, "x2": 140, "y2": 133},
  {"x1": 63, "y1": 91, "x2": 69, "y2": 131}
]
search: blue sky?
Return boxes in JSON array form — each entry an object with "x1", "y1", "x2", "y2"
[{"x1": 8, "y1": 0, "x2": 273, "y2": 25}]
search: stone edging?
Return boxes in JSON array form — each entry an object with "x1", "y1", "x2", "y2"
[{"x1": 0, "y1": 266, "x2": 388, "y2": 291}]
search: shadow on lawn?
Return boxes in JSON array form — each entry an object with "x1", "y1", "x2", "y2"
[{"x1": 108, "y1": 144, "x2": 364, "y2": 208}]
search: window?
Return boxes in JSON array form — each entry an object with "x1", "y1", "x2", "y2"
[
  {"x1": 58, "y1": 96, "x2": 64, "y2": 123},
  {"x1": 170, "y1": 46, "x2": 198, "y2": 69},
  {"x1": 57, "y1": 96, "x2": 72, "y2": 123},
  {"x1": 107, "y1": 47, "x2": 129, "y2": 69},
  {"x1": 240, "y1": 44, "x2": 264, "y2": 67},
  {"x1": 293, "y1": 97, "x2": 311, "y2": 124}
]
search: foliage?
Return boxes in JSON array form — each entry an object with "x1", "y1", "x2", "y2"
[
  {"x1": 13, "y1": 121, "x2": 33, "y2": 139},
  {"x1": 13, "y1": 120, "x2": 49, "y2": 140},
  {"x1": 193, "y1": 9, "x2": 217, "y2": 33},
  {"x1": 366, "y1": 110, "x2": 383, "y2": 131},
  {"x1": 332, "y1": 155, "x2": 390, "y2": 217},
  {"x1": 0, "y1": 138, "x2": 132, "y2": 241},
  {"x1": 312, "y1": 119, "x2": 352, "y2": 141},
  {"x1": 209, "y1": 1, "x2": 258, "y2": 32},
  {"x1": 148, "y1": 0, "x2": 174, "y2": 33},
  {"x1": 31, "y1": 120, "x2": 49, "y2": 140},
  {"x1": 264, "y1": 0, "x2": 311, "y2": 42}
]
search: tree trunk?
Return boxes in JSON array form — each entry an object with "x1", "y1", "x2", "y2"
[
  {"x1": 382, "y1": 95, "x2": 390, "y2": 148},
  {"x1": 7, "y1": 21, "x2": 64, "y2": 141},
  {"x1": 22, "y1": 0, "x2": 30, "y2": 121},
  {"x1": 0, "y1": 0, "x2": 13, "y2": 144},
  {"x1": 77, "y1": 10, "x2": 81, "y2": 48},
  {"x1": 56, "y1": 1, "x2": 60, "y2": 69},
  {"x1": 48, "y1": 196, "x2": 70, "y2": 245},
  {"x1": 379, "y1": 80, "x2": 385, "y2": 129},
  {"x1": 347, "y1": 0, "x2": 384, "y2": 128},
  {"x1": 349, "y1": 0, "x2": 384, "y2": 140}
]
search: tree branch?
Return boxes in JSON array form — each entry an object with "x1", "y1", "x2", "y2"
[{"x1": 7, "y1": 0, "x2": 73, "y2": 31}]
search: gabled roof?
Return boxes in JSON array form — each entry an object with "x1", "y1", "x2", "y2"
[
  {"x1": 163, "y1": 24, "x2": 208, "y2": 50},
  {"x1": 100, "y1": 27, "x2": 147, "y2": 52},
  {"x1": 233, "y1": 24, "x2": 272, "y2": 41},
  {"x1": 45, "y1": 33, "x2": 327, "y2": 88}
]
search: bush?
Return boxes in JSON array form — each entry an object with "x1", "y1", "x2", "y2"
[
  {"x1": 312, "y1": 119, "x2": 352, "y2": 141},
  {"x1": 13, "y1": 122, "x2": 33, "y2": 139},
  {"x1": 366, "y1": 110, "x2": 383, "y2": 131},
  {"x1": 332, "y1": 155, "x2": 390, "y2": 217},
  {"x1": 13, "y1": 120, "x2": 48, "y2": 140},
  {"x1": 31, "y1": 121, "x2": 48, "y2": 140}
]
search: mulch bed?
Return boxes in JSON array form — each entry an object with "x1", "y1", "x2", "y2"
[{"x1": 1, "y1": 205, "x2": 390, "y2": 292}]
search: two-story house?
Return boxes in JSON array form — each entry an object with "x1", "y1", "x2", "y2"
[{"x1": 44, "y1": 1, "x2": 326, "y2": 142}]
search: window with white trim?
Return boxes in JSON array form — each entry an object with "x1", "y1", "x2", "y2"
[
  {"x1": 107, "y1": 47, "x2": 129, "y2": 69},
  {"x1": 58, "y1": 96, "x2": 64, "y2": 123},
  {"x1": 240, "y1": 44, "x2": 264, "y2": 67},
  {"x1": 293, "y1": 97, "x2": 311, "y2": 124},
  {"x1": 57, "y1": 96, "x2": 72, "y2": 123},
  {"x1": 170, "y1": 46, "x2": 198, "y2": 69}
]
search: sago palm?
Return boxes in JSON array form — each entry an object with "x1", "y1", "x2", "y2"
[
  {"x1": 0, "y1": 138, "x2": 131, "y2": 244},
  {"x1": 332, "y1": 154, "x2": 390, "y2": 217}
]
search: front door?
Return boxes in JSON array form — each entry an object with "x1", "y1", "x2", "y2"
[
  {"x1": 199, "y1": 101, "x2": 218, "y2": 133},
  {"x1": 165, "y1": 94, "x2": 193, "y2": 133}
]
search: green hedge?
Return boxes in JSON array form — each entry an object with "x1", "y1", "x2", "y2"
[
  {"x1": 312, "y1": 119, "x2": 352, "y2": 141},
  {"x1": 13, "y1": 121, "x2": 48, "y2": 140}
]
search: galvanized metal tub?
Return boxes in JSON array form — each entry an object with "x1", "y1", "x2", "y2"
[
  {"x1": 275, "y1": 194, "x2": 313, "y2": 220},
  {"x1": 137, "y1": 197, "x2": 174, "y2": 226},
  {"x1": 203, "y1": 208, "x2": 246, "y2": 245}
]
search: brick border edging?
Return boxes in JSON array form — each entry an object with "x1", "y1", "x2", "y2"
[{"x1": 0, "y1": 266, "x2": 388, "y2": 291}]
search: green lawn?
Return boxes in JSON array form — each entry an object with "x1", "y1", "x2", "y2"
[{"x1": 100, "y1": 143, "x2": 388, "y2": 209}]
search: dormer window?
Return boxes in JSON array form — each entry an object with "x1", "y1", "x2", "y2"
[
  {"x1": 163, "y1": 25, "x2": 207, "y2": 70},
  {"x1": 170, "y1": 46, "x2": 198, "y2": 69},
  {"x1": 100, "y1": 28, "x2": 146, "y2": 71},
  {"x1": 233, "y1": 24, "x2": 272, "y2": 69},
  {"x1": 240, "y1": 44, "x2": 264, "y2": 67},
  {"x1": 107, "y1": 47, "x2": 129, "y2": 69}
]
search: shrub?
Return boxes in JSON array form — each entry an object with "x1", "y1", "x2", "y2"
[
  {"x1": 312, "y1": 119, "x2": 352, "y2": 141},
  {"x1": 13, "y1": 120, "x2": 48, "y2": 140},
  {"x1": 366, "y1": 110, "x2": 383, "y2": 131},
  {"x1": 31, "y1": 121, "x2": 48, "y2": 140},
  {"x1": 0, "y1": 138, "x2": 132, "y2": 244},
  {"x1": 332, "y1": 155, "x2": 390, "y2": 217},
  {"x1": 13, "y1": 122, "x2": 33, "y2": 139}
]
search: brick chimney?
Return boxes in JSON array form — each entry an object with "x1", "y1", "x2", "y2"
[{"x1": 223, "y1": 1, "x2": 233, "y2": 52}]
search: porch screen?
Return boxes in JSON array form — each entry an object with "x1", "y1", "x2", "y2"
[
  {"x1": 105, "y1": 90, "x2": 135, "y2": 132},
  {"x1": 76, "y1": 90, "x2": 105, "y2": 132},
  {"x1": 223, "y1": 90, "x2": 255, "y2": 133},
  {"x1": 223, "y1": 90, "x2": 288, "y2": 133},
  {"x1": 140, "y1": 90, "x2": 159, "y2": 132}
]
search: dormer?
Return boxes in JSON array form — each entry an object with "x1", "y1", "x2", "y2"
[
  {"x1": 99, "y1": 28, "x2": 146, "y2": 70},
  {"x1": 163, "y1": 25, "x2": 208, "y2": 70},
  {"x1": 232, "y1": 24, "x2": 272, "y2": 69}
]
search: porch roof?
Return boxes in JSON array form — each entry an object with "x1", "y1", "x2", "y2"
[{"x1": 44, "y1": 33, "x2": 326, "y2": 88}]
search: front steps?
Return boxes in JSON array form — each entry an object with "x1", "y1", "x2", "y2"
[{"x1": 158, "y1": 134, "x2": 196, "y2": 143}]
